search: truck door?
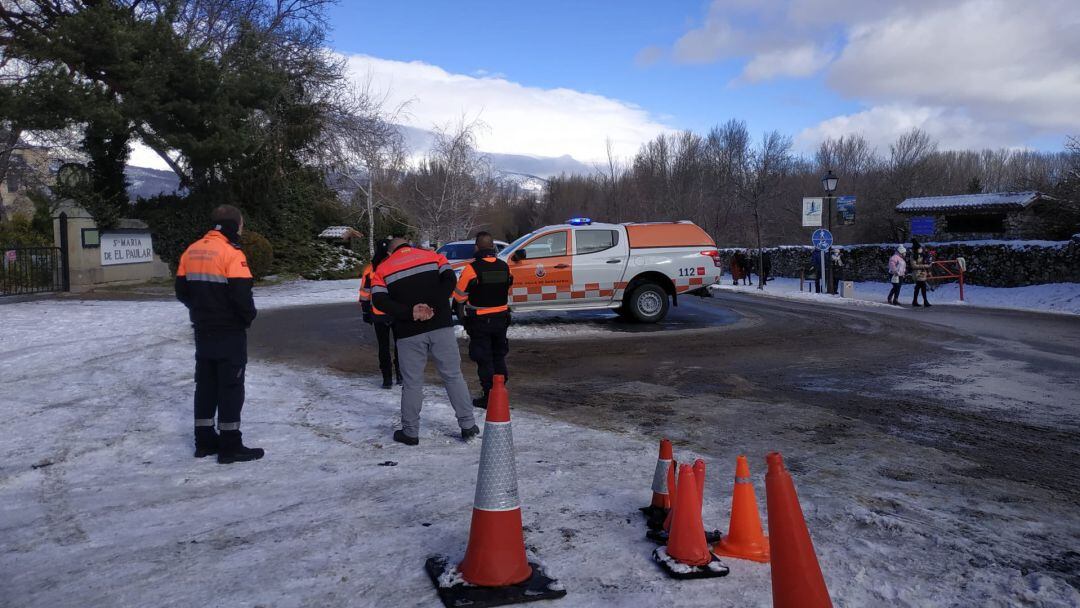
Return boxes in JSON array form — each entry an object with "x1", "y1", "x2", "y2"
[
  {"x1": 507, "y1": 229, "x2": 573, "y2": 306},
  {"x1": 571, "y1": 228, "x2": 627, "y2": 304}
]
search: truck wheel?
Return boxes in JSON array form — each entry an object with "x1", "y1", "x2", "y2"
[{"x1": 626, "y1": 283, "x2": 669, "y2": 323}]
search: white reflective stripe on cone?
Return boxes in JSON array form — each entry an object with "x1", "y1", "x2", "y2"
[
  {"x1": 652, "y1": 458, "x2": 672, "y2": 494},
  {"x1": 473, "y1": 421, "x2": 520, "y2": 512},
  {"x1": 218, "y1": 422, "x2": 240, "y2": 431}
]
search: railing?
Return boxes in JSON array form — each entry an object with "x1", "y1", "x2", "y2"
[
  {"x1": 927, "y1": 258, "x2": 967, "y2": 301},
  {"x1": 0, "y1": 246, "x2": 65, "y2": 297}
]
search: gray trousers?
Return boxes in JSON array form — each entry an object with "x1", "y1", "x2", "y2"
[{"x1": 396, "y1": 326, "x2": 476, "y2": 437}]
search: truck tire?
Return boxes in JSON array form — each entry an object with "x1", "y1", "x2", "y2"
[{"x1": 626, "y1": 282, "x2": 669, "y2": 323}]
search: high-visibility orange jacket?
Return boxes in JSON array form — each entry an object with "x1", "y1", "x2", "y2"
[
  {"x1": 453, "y1": 254, "x2": 512, "y2": 315},
  {"x1": 358, "y1": 264, "x2": 386, "y2": 317},
  {"x1": 370, "y1": 246, "x2": 455, "y2": 339},
  {"x1": 175, "y1": 230, "x2": 257, "y2": 331}
]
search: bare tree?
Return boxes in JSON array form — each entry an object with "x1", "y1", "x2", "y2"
[
  {"x1": 403, "y1": 118, "x2": 495, "y2": 244},
  {"x1": 322, "y1": 81, "x2": 410, "y2": 256},
  {"x1": 738, "y1": 131, "x2": 792, "y2": 288}
]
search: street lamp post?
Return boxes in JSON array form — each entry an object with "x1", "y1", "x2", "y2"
[{"x1": 821, "y1": 170, "x2": 838, "y2": 294}]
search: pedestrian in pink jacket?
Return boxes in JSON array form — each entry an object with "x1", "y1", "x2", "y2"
[{"x1": 887, "y1": 245, "x2": 907, "y2": 305}]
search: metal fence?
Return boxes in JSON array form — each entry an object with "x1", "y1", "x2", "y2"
[{"x1": 0, "y1": 246, "x2": 66, "y2": 297}]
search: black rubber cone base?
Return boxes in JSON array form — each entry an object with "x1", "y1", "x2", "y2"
[
  {"x1": 646, "y1": 528, "x2": 724, "y2": 544},
  {"x1": 652, "y1": 546, "x2": 731, "y2": 580},
  {"x1": 425, "y1": 555, "x2": 567, "y2": 607}
]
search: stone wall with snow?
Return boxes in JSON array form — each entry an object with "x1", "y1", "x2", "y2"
[{"x1": 723, "y1": 235, "x2": 1080, "y2": 287}]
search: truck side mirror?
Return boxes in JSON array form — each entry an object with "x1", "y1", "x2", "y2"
[{"x1": 511, "y1": 249, "x2": 527, "y2": 262}]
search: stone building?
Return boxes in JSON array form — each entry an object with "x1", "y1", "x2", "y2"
[{"x1": 896, "y1": 191, "x2": 1079, "y2": 242}]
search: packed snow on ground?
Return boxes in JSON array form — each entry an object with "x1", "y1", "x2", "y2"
[
  {"x1": 2, "y1": 282, "x2": 1079, "y2": 607},
  {"x1": 711, "y1": 277, "x2": 1080, "y2": 315}
]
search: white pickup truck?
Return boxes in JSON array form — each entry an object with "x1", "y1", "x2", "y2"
[{"x1": 493, "y1": 218, "x2": 722, "y2": 322}]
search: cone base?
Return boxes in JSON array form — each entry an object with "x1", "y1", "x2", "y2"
[
  {"x1": 646, "y1": 528, "x2": 724, "y2": 545},
  {"x1": 426, "y1": 555, "x2": 567, "y2": 608},
  {"x1": 652, "y1": 547, "x2": 731, "y2": 580},
  {"x1": 713, "y1": 536, "x2": 770, "y2": 563}
]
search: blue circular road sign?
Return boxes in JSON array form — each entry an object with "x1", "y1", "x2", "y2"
[{"x1": 812, "y1": 229, "x2": 833, "y2": 251}]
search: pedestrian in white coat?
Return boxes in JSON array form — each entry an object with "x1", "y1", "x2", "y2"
[{"x1": 887, "y1": 245, "x2": 907, "y2": 305}]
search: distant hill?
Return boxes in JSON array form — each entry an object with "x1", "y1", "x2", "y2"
[
  {"x1": 124, "y1": 129, "x2": 594, "y2": 200},
  {"x1": 125, "y1": 166, "x2": 183, "y2": 200}
]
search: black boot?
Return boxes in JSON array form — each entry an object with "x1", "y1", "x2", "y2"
[
  {"x1": 472, "y1": 393, "x2": 489, "y2": 409},
  {"x1": 396, "y1": 370, "x2": 403, "y2": 385},
  {"x1": 194, "y1": 427, "x2": 219, "y2": 458},
  {"x1": 393, "y1": 430, "x2": 419, "y2": 446},
  {"x1": 217, "y1": 430, "x2": 264, "y2": 464},
  {"x1": 382, "y1": 373, "x2": 393, "y2": 389},
  {"x1": 461, "y1": 425, "x2": 480, "y2": 441}
]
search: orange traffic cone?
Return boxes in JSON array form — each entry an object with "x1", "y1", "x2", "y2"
[
  {"x1": 663, "y1": 458, "x2": 703, "y2": 531},
  {"x1": 653, "y1": 464, "x2": 729, "y2": 579},
  {"x1": 713, "y1": 455, "x2": 770, "y2": 563},
  {"x1": 648, "y1": 457, "x2": 720, "y2": 545},
  {"x1": 641, "y1": 439, "x2": 674, "y2": 519},
  {"x1": 693, "y1": 459, "x2": 706, "y2": 508},
  {"x1": 765, "y1": 452, "x2": 832, "y2": 608},
  {"x1": 425, "y1": 376, "x2": 566, "y2": 607}
]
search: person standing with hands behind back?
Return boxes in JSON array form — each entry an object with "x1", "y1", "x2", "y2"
[
  {"x1": 175, "y1": 205, "x2": 264, "y2": 464},
  {"x1": 453, "y1": 232, "x2": 513, "y2": 408},
  {"x1": 370, "y1": 239, "x2": 479, "y2": 445}
]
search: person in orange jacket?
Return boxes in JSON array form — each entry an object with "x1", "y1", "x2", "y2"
[
  {"x1": 453, "y1": 232, "x2": 513, "y2": 408},
  {"x1": 175, "y1": 205, "x2": 263, "y2": 464},
  {"x1": 359, "y1": 239, "x2": 402, "y2": 388}
]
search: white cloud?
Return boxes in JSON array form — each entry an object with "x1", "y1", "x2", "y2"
[
  {"x1": 342, "y1": 54, "x2": 672, "y2": 163},
  {"x1": 740, "y1": 45, "x2": 833, "y2": 83},
  {"x1": 796, "y1": 104, "x2": 1026, "y2": 152},
  {"x1": 657, "y1": 0, "x2": 1080, "y2": 149}
]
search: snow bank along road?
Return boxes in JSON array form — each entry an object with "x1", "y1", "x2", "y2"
[{"x1": 2, "y1": 280, "x2": 1079, "y2": 607}]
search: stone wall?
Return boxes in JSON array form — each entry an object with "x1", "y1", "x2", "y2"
[{"x1": 722, "y1": 235, "x2": 1080, "y2": 288}]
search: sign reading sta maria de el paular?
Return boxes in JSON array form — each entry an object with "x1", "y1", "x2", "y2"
[{"x1": 100, "y1": 232, "x2": 155, "y2": 266}]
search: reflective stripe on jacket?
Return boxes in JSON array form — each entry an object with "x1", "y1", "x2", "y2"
[
  {"x1": 175, "y1": 230, "x2": 256, "y2": 331},
  {"x1": 370, "y1": 246, "x2": 455, "y2": 339}
]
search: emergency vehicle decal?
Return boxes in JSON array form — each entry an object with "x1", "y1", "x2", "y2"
[{"x1": 510, "y1": 281, "x2": 628, "y2": 303}]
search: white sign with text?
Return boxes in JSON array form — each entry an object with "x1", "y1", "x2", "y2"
[
  {"x1": 802, "y1": 197, "x2": 823, "y2": 227},
  {"x1": 101, "y1": 232, "x2": 154, "y2": 266}
]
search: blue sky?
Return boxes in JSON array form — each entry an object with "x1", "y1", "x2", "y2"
[
  {"x1": 326, "y1": 1, "x2": 865, "y2": 153},
  {"x1": 126, "y1": 0, "x2": 1078, "y2": 169}
]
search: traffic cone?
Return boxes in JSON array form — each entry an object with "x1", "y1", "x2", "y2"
[
  {"x1": 663, "y1": 457, "x2": 703, "y2": 532},
  {"x1": 765, "y1": 452, "x2": 832, "y2": 608},
  {"x1": 713, "y1": 455, "x2": 770, "y2": 563},
  {"x1": 652, "y1": 464, "x2": 729, "y2": 580},
  {"x1": 640, "y1": 439, "x2": 673, "y2": 520},
  {"x1": 425, "y1": 376, "x2": 567, "y2": 607},
  {"x1": 648, "y1": 457, "x2": 720, "y2": 545},
  {"x1": 693, "y1": 459, "x2": 706, "y2": 508}
]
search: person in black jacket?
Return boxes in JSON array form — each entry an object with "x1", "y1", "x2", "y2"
[
  {"x1": 370, "y1": 238, "x2": 478, "y2": 445},
  {"x1": 175, "y1": 205, "x2": 263, "y2": 464},
  {"x1": 453, "y1": 232, "x2": 513, "y2": 408}
]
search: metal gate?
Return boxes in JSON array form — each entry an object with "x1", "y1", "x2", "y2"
[{"x1": 0, "y1": 246, "x2": 66, "y2": 296}]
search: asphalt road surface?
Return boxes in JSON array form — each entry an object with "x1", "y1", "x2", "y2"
[{"x1": 250, "y1": 291, "x2": 1080, "y2": 589}]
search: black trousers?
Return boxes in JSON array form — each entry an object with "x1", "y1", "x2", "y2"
[
  {"x1": 888, "y1": 282, "x2": 903, "y2": 303},
  {"x1": 194, "y1": 331, "x2": 247, "y2": 430},
  {"x1": 912, "y1": 281, "x2": 929, "y2": 304},
  {"x1": 373, "y1": 320, "x2": 400, "y2": 379},
  {"x1": 466, "y1": 313, "x2": 510, "y2": 394}
]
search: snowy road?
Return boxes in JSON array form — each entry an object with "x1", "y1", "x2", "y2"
[{"x1": 2, "y1": 280, "x2": 1079, "y2": 607}]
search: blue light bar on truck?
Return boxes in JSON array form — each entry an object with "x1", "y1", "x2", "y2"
[{"x1": 568, "y1": 217, "x2": 593, "y2": 226}]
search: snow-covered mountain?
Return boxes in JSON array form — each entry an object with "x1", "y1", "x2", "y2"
[{"x1": 124, "y1": 124, "x2": 594, "y2": 200}]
